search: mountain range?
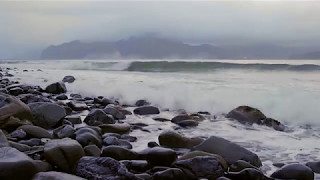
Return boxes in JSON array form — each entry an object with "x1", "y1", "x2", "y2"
[{"x1": 41, "y1": 36, "x2": 320, "y2": 60}]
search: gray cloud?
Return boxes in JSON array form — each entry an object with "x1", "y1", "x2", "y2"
[{"x1": 1, "y1": 1, "x2": 320, "y2": 59}]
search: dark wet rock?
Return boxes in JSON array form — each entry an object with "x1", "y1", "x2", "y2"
[
  {"x1": 176, "y1": 120, "x2": 199, "y2": 127},
  {"x1": 271, "y1": 163, "x2": 314, "y2": 180},
  {"x1": 226, "y1": 106, "x2": 285, "y2": 131},
  {"x1": 306, "y1": 161, "x2": 320, "y2": 173},
  {"x1": 216, "y1": 177, "x2": 231, "y2": 180},
  {"x1": 0, "y1": 147, "x2": 51, "y2": 180},
  {"x1": 229, "y1": 160, "x2": 259, "y2": 172},
  {"x1": 8, "y1": 129, "x2": 27, "y2": 140},
  {"x1": 65, "y1": 115, "x2": 82, "y2": 124},
  {"x1": 226, "y1": 106, "x2": 266, "y2": 124},
  {"x1": 1, "y1": 116, "x2": 33, "y2": 132},
  {"x1": 53, "y1": 125, "x2": 75, "y2": 139},
  {"x1": 8, "y1": 87, "x2": 24, "y2": 96},
  {"x1": 226, "y1": 168, "x2": 268, "y2": 180},
  {"x1": 0, "y1": 94, "x2": 32, "y2": 129},
  {"x1": 84, "y1": 109, "x2": 115, "y2": 126},
  {"x1": 62, "y1": 75, "x2": 76, "y2": 83},
  {"x1": 94, "y1": 97, "x2": 116, "y2": 106},
  {"x1": 101, "y1": 145, "x2": 139, "y2": 160},
  {"x1": 19, "y1": 138, "x2": 42, "y2": 146},
  {"x1": 198, "y1": 111, "x2": 211, "y2": 115},
  {"x1": 103, "y1": 104, "x2": 126, "y2": 120},
  {"x1": 148, "y1": 141, "x2": 159, "y2": 148},
  {"x1": 0, "y1": 129, "x2": 9, "y2": 147},
  {"x1": 136, "y1": 173, "x2": 152, "y2": 180},
  {"x1": 62, "y1": 119, "x2": 73, "y2": 127},
  {"x1": 25, "y1": 146, "x2": 45, "y2": 157},
  {"x1": 102, "y1": 133, "x2": 121, "y2": 139},
  {"x1": 18, "y1": 94, "x2": 52, "y2": 104},
  {"x1": 273, "y1": 162, "x2": 285, "y2": 168},
  {"x1": 9, "y1": 140, "x2": 31, "y2": 152},
  {"x1": 153, "y1": 117, "x2": 171, "y2": 122},
  {"x1": 84, "y1": 96, "x2": 93, "y2": 100},
  {"x1": 193, "y1": 136, "x2": 262, "y2": 167},
  {"x1": 121, "y1": 160, "x2": 150, "y2": 173},
  {"x1": 174, "y1": 156, "x2": 224, "y2": 180},
  {"x1": 75, "y1": 156, "x2": 140, "y2": 180},
  {"x1": 119, "y1": 109, "x2": 132, "y2": 116},
  {"x1": 171, "y1": 114, "x2": 204, "y2": 124},
  {"x1": 133, "y1": 105, "x2": 160, "y2": 115},
  {"x1": 158, "y1": 131, "x2": 203, "y2": 149},
  {"x1": 18, "y1": 124, "x2": 52, "y2": 139},
  {"x1": 147, "y1": 166, "x2": 169, "y2": 174},
  {"x1": 99, "y1": 123, "x2": 131, "y2": 134},
  {"x1": 152, "y1": 168, "x2": 187, "y2": 180},
  {"x1": 103, "y1": 136, "x2": 132, "y2": 149},
  {"x1": 70, "y1": 93, "x2": 82, "y2": 99},
  {"x1": 139, "y1": 147, "x2": 177, "y2": 166},
  {"x1": 130, "y1": 122, "x2": 148, "y2": 127},
  {"x1": 135, "y1": 99, "x2": 150, "y2": 107},
  {"x1": 45, "y1": 82, "x2": 67, "y2": 94},
  {"x1": 32, "y1": 171, "x2": 85, "y2": 180},
  {"x1": 44, "y1": 138, "x2": 85, "y2": 172},
  {"x1": 28, "y1": 102, "x2": 66, "y2": 129},
  {"x1": 64, "y1": 106, "x2": 73, "y2": 115},
  {"x1": 178, "y1": 151, "x2": 228, "y2": 170},
  {"x1": 67, "y1": 101, "x2": 88, "y2": 111},
  {"x1": 120, "y1": 134, "x2": 137, "y2": 142},
  {"x1": 56, "y1": 94, "x2": 68, "y2": 100},
  {"x1": 171, "y1": 114, "x2": 204, "y2": 127},
  {"x1": 84, "y1": 144, "x2": 101, "y2": 157},
  {"x1": 75, "y1": 127, "x2": 102, "y2": 147}
]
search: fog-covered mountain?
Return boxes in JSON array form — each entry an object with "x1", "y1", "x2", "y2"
[{"x1": 41, "y1": 36, "x2": 319, "y2": 60}]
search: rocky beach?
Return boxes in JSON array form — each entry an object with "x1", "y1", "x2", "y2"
[{"x1": 0, "y1": 63, "x2": 319, "y2": 180}]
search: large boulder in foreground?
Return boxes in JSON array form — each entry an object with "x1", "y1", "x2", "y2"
[
  {"x1": 133, "y1": 105, "x2": 160, "y2": 115},
  {"x1": 0, "y1": 147, "x2": 51, "y2": 180},
  {"x1": 0, "y1": 93, "x2": 32, "y2": 129},
  {"x1": 45, "y1": 82, "x2": 67, "y2": 94},
  {"x1": 271, "y1": 163, "x2": 314, "y2": 180},
  {"x1": 226, "y1": 106, "x2": 285, "y2": 131},
  {"x1": 32, "y1": 171, "x2": 85, "y2": 180},
  {"x1": 193, "y1": 136, "x2": 262, "y2": 167},
  {"x1": 44, "y1": 138, "x2": 84, "y2": 172},
  {"x1": 75, "y1": 156, "x2": 141, "y2": 180},
  {"x1": 28, "y1": 102, "x2": 66, "y2": 129}
]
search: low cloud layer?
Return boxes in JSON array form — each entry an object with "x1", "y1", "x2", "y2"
[{"x1": 1, "y1": 1, "x2": 320, "y2": 59}]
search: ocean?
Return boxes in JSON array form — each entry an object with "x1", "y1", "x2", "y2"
[{"x1": 1, "y1": 59, "x2": 320, "y2": 177}]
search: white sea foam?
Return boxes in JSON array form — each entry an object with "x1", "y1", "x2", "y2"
[{"x1": 2, "y1": 59, "x2": 320, "y2": 178}]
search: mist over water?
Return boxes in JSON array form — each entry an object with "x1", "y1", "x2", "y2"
[{"x1": 2, "y1": 59, "x2": 320, "y2": 126}]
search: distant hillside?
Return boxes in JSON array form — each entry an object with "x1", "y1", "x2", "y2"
[{"x1": 41, "y1": 36, "x2": 319, "y2": 60}]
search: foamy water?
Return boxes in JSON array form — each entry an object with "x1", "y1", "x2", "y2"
[{"x1": 1, "y1": 59, "x2": 320, "y2": 178}]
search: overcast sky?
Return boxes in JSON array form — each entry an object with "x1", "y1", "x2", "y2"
[{"x1": 1, "y1": 1, "x2": 320, "y2": 59}]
